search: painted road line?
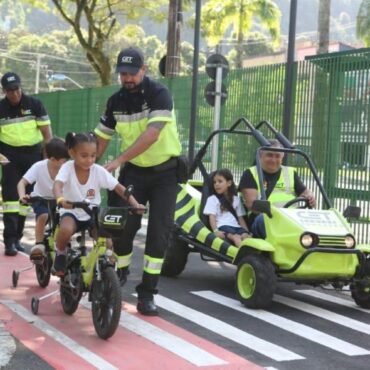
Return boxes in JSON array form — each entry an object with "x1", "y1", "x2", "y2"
[
  {"x1": 80, "y1": 298, "x2": 227, "y2": 367},
  {"x1": 153, "y1": 294, "x2": 304, "y2": 362},
  {"x1": 192, "y1": 291, "x2": 370, "y2": 357},
  {"x1": 0, "y1": 322, "x2": 16, "y2": 368},
  {"x1": 295, "y1": 289, "x2": 370, "y2": 314},
  {"x1": 274, "y1": 294, "x2": 370, "y2": 335},
  {"x1": 0, "y1": 300, "x2": 117, "y2": 370}
]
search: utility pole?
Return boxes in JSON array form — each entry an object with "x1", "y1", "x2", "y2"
[
  {"x1": 35, "y1": 54, "x2": 42, "y2": 94},
  {"x1": 189, "y1": 0, "x2": 201, "y2": 165},
  {"x1": 165, "y1": 0, "x2": 182, "y2": 77},
  {"x1": 282, "y1": 0, "x2": 297, "y2": 140}
]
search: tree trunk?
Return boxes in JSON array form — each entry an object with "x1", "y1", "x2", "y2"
[
  {"x1": 86, "y1": 50, "x2": 112, "y2": 86},
  {"x1": 317, "y1": 0, "x2": 331, "y2": 54},
  {"x1": 165, "y1": 0, "x2": 182, "y2": 77}
]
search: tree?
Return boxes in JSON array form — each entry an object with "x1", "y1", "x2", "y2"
[
  {"x1": 22, "y1": 0, "x2": 166, "y2": 86},
  {"x1": 357, "y1": 0, "x2": 370, "y2": 46},
  {"x1": 317, "y1": 0, "x2": 331, "y2": 54},
  {"x1": 201, "y1": 0, "x2": 281, "y2": 68}
]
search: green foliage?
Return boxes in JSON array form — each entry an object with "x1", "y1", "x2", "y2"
[
  {"x1": 0, "y1": 0, "x2": 27, "y2": 31},
  {"x1": 357, "y1": 0, "x2": 370, "y2": 46},
  {"x1": 201, "y1": 0, "x2": 281, "y2": 47}
]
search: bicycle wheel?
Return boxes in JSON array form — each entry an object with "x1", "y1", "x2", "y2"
[
  {"x1": 35, "y1": 254, "x2": 52, "y2": 288},
  {"x1": 60, "y1": 272, "x2": 84, "y2": 315},
  {"x1": 91, "y1": 266, "x2": 122, "y2": 339}
]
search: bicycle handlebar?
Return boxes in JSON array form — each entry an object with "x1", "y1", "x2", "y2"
[{"x1": 20, "y1": 196, "x2": 56, "y2": 205}]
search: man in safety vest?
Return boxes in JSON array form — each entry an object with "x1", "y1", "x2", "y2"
[
  {"x1": 239, "y1": 139, "x2": 315, "y2": 238},
  {"x1": 95, "y1": 47, "x2": 181, "y2": 316},
  {"x1": 0, "y1": 72, "x2": 52, "y2": 256}
]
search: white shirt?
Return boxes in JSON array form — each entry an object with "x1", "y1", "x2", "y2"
[
  {"x1": 23, "y1": 159, "x2": 54, "y2": 197},
  {"x1": 55, "y1": 160, "x2": 119, "y2": 221},
  {"x1": 203, "y1": 195, "x2": 246, "y2": 228}
]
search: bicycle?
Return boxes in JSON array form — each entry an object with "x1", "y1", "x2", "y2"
[
  {"x1": 12, "y1": 196, "x2": 58, "y2": 289},
  {"x1": 31, "y1": 195, "x2": 142, "y2": 339}
]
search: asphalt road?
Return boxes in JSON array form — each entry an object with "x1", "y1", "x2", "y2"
[{"x1": 1, "y1": 215, "x2": 370, "y2": 370}]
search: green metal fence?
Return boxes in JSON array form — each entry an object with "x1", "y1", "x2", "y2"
[{"x1": 34, "y1": 48, "x2": 370, "y2": 243}]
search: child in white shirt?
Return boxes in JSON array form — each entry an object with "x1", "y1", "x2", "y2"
[
  {"x1": 52, "y1": 132, "x2": 145, "y2": 276},
  {"x1": 17, "y1": 137, "x2": 69, "y2": 260},
  {"x1": 203, "y1": 169, "x2": 251, "y2": 247}
]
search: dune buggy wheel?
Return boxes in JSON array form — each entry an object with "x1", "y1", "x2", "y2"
[
  {"x1": 350, "y1": 282, "x2": 370, "y2": 309},
  {"x1": 12, "y1": 270, "x2": 19, "y2": 288},
  {"x1": 60, "y1": 274, "x2": 84, "y2": 315},
  {"x1": 35, "y1": 254, "x2": 52, "y2": 288},
  {"x1": 236, "y1": 254, "x2": 276, "y2": 309},
  {"x1": 91, "y1": 266, "x2": 122, "y2": 339},
  {"x1": 161, "y1": 230, "x2": 189, "y2": 277}
]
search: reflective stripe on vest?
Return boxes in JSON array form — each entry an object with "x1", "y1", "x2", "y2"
[
  {"x1": 250, "y1": 166, "x2": 296, "y2": 207},
  {"x1": 116, "y1": 253, "x2": 132, "y2": 268},
  {"x1": 115, "y1": 109, "x2": 181, "y2": 167},
  {"x1": 0, "y1": 115, "x2": 49, "y2": 146},
  {"x1": 143, "y1": 254, "x2": 164, "y2": 274},
  {"x1": 19, "y1": 203, "x2": 31, "y2": 216},
  {"x1": 2, "y1": 201, "x2": 20, "y2": 213}
]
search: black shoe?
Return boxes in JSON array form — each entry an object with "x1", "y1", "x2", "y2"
[
  {"x1": 15, "y1": 241, "x2": 25, "y2": 252},
  {"x1": 117, "y1": 267, "x2": 130, "y2": 287},
  {"x1": 137, "y1": 298, "x2": 158, "y2": 316},
  {"x1": 52, "y1": 254, "x2": 66, "y2": 276},
  {"x1": 4, "y1": 242, "x2": 17, "y2": 256}
]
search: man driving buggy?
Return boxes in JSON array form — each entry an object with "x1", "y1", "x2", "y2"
[{"x1": 239, "y1": 139, "x2": 316, "y2": 238}]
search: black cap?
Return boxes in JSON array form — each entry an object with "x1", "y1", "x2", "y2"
[
  {"x1": 1, "y1": 72, "x2": 21, "y2": 90},
  {"x1": 115, "y1": 47, "x2": 144, "y2": 74}
]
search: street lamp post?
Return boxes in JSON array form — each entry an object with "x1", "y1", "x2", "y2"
[{"x1": 48, "y1": 73, "x2": 83, "y2": 89}]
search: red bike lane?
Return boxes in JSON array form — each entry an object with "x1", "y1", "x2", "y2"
[{"x1": 0, "y1": 249, "x2": 262, "y2": 370}]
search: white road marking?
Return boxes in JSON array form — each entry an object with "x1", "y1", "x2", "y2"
[
  {"x1": 0, "y1": 322, "x2": 16, "y2": 367},
  {"x1": 192, "y1": 291, "x2": 370, "y2": 357},
  {"x1": 0, "y1": 300, "x2": 117, "y2": 370},
  {"x1": 154, "y1": 294, "x2": 304, "y2": 362},
  {"x1": 81, "y1": 298, "x2": 227, "y2": 367},
  {"x1": 274, "y1": 294, "x2": 370, "y2": 335},
  {"x1": 295, "y1": 289, "x2": 370, "y2": 314}
]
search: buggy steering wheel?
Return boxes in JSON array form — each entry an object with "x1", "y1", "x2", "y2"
[{"x1": 283, "y1": 196, "x2": 311, "y2": 209}]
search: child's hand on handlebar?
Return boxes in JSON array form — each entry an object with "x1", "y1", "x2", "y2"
[
  {"x1": 19, "y1": 194, "x2": 30, "y2": 204},
  {"x1": 131, "y1": 203, "x2": 146, "y2": 215},
  {"x1": 59, "y1": 199, "x2": 73, "y2": 209}
]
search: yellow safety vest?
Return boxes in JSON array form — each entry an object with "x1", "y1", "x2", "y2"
[{"x1": 250, "y1": 165, "x2": 296, "y2": 207}]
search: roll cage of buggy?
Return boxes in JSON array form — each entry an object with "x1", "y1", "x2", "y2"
[{"x1": 161, "y1": 117, "x2": 370, "y2": 309}]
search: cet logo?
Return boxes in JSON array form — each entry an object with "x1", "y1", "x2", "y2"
[
  {"x1": 7, "y1": 76, "x2": 16, "y2": 82},
  {"x1": 104, "y1": 215, "x2": 122, "y2": 224},
  {"x1": 121, "y1": 56, "x2": 133, "y2": 63}
]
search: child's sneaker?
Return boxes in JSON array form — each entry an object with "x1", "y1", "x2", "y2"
[
  {"x1": 30, "y1": 243, "x2": 45, "y2": 260},
  {"x1": 52, "y1": 254, "x2": 66, "y2": 277}
]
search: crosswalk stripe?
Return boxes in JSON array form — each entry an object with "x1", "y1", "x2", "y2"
[
  {"x1": 192, "y1": 291, "x2": 370, "y2": 357},
  {"x1": 0, "y1": 322, "x2": 16, "y2": 367},
  {"x1": 295, "y1": 289, "x2": 370, "y2": 314},
  {"x1": 0, "y1": 300, "x2": 118, "y2": 370},
  {"x1": 80, "y1": 298, "x2": 227, "y2": 367},
  {"x1": 274, "y1": 294, "x2": 370, "y2": 335},
  {"x1": 154, "y1": 294, "x2": 304, "y2": 362}
]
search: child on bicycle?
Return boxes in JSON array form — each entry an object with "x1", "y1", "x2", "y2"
[
  {"x1": 203, "y1": 168, "x2": 251, "y2": 247},
  {"x1": 17, "y1": 137, "x2": 69, "y2": 260},
  {"x1": 52, "y1": 132, "x2": 145, "y2": 277}
]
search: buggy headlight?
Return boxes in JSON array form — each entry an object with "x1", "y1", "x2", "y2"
[
  {"x1": 344, "y1": 235, "x2": 355, "y2": 248},
  {"x1": 300, "y1": 233, "x2": 314, "y2": 248}
]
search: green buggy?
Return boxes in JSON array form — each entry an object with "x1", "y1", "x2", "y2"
[{"x1": 161, "y1": 117, "x2": 370, "y2": 309}]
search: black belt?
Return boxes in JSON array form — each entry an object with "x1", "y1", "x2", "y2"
[
  {"x1": 125, "y1": 157, "x2": 178, "y2": 172},
  {"x1": 0, "y1": 141, "x2": 42, "y2": 153}
]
